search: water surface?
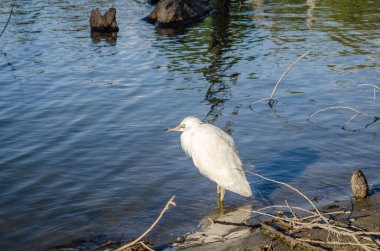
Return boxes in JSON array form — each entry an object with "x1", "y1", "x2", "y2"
[{"x1": 0, "y1": 0, "x2": 379, "y2": 250}]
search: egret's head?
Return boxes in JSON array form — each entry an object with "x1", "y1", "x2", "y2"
[{"x1": 165, "y1": 116, "x2": 203, "y2": 132}]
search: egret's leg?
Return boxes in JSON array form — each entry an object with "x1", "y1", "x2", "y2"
[
  {"x1": 220, "y1": 187, "x2": 225, "y2": 203},
  {"x1": 217, "y1": 185, "x2": 225, "y2": 212}
]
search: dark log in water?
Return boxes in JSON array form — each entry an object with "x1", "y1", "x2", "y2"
[
  {"x1": 144, "y1": 0, "x2": 211, "y2": 28},
  {"x1": 351, "y1": 169, "x2": 369, "y2": 200},
  {"x1": 148, "y1": 0, "x2": 161, "y2": 5},
  {"x1": 90, "y1": 8, "x2": 119, "y2": 33}
]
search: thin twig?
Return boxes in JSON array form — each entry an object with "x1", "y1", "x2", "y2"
[
  {"x1": 249, "y1": 98, "x2": 277, "y2": 109},
  {"x1": 139, "y1": 241, "x2": 154, "y2": 251},
  {"x1": 257, "y1": 204, "x2": 316, "y2": 215},
  {"x1": 92, "y1": 241, "x2": 114, "y2": 250},
  {"x1": 285, "y1": 200, "x2": 297, "y2": 219},
  {"x1": 308, "y1": 106, "x2": 379, "y2": 131},
  {"x1": 298, "y1": 210, "x2": 349, "y2": 221},
  {"x1": 116, "y1": 196, "x2": 176, "y2": 251},
  {"x1": 359, "y1": 84, "x2": 380, "y2": 100},
  {"x1": 247, "y1": 171, "x2": 328, "y2": 224},
  {"x1": 309, "y1": 106, "x2": 376, "y2": 119},
  {"x1": 0, "y1": 0, "x2": 16, "y2": 39},
  {"x1": 359, "y1": 84, "x2": 380, "y2": 91},
  {"x1": 268, "y1": 51, "x2": 310, "y2": 105},
  {"x1": 343, "y1": 113, "x2": 359, "y2": 128}
]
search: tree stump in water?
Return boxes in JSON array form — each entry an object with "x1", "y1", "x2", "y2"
[
  {"x1": 351, "y1": 169, "x2": 369, "y2": 200},
  {"x1": 145, "y1": 0, "x2": 211, "y2": 28},
  {"x1": 90, "y1": 8, "x2": 119, "y2": 33}
]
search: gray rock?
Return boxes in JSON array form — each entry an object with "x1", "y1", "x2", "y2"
[
  {"x1": 351, "y1": 169, "x2": 369, "y2": 200},
  {"x1": 145, "y1": 0, "x2": 211, "y2": 27}
]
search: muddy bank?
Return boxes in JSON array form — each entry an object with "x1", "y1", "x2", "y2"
[{"x1": 173, "y1": 192, "x2": 380, "y2": 251}]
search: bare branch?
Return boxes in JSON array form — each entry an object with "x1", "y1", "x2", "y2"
[
  {"x1": 139, "y1": 241, "x2": 154, "y2": 251},
  {"x1": 116, "y1": 196, "x2": 176, "y2": 251},
  {"x1": 308, "y1": 106, "x2": 379, "y2": 131},
  {"x1": 309, "y1": 106, "x2": 376, "y2": 119},
  {"x1": 268, "y1": 51, "x2": 310, "y2": 105},
  {"x1": 359, "y1": 84, "x2": 380, "y2": 100},
  {"x1": 249, "y1": 98, "x2": 277, "y2": 110},
  {"x1": 285, "y1": 200, "x2": 298, "y2": 219},
  {"x1": 247, "y1": 171, "x2": 328, "y2": 223}
]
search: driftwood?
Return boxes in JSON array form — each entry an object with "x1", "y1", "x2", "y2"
[{"x1": 90, "y1": 8, "x2": 119, "y2": 33}]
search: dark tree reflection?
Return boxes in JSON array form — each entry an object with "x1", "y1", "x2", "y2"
[
  {"x1": 203, "y1": 0, "x2": 247, "y2": 134},
  {"x1": 153, "y1": 0, "x2": 252, "y2": 129},
  {"x1": 203, "y1": 0, "x2": 232, "y2": 124}
]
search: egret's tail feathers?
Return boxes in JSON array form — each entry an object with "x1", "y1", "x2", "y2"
[
  {"x1": 230, "y1": 181, "x2": 252, "y2": 197},
  {"x1": 240, "y1": 184, "x2": 252, "y2": 197}
]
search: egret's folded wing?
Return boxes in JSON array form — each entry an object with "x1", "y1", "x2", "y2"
[{"x1": 190, "y1": 125, "x2": 244, "y2": 186}]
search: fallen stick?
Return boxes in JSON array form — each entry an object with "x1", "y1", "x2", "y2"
[{"x1": 116, "y1": 196, "x2": 176, "y2": 251}]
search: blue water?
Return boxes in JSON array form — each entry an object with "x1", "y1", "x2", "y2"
[{"x1": 1, "y1": 0, "x2": 379, "y2": 250}]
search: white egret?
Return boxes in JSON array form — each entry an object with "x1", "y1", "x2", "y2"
[{"x1": 165, "y1": 116, "x2": 252, "y2": 208}]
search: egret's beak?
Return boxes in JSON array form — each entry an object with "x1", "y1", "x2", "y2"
[{"x1": 164, "y1": 124, "x2": 183, "y2": 132}]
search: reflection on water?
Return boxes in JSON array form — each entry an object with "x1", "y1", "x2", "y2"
[
  {"x1": 91, "y1": 31, "x2": 118, "y2": 44},
  {"x1": 0, "y1": 0, "x2": 380, "y2": 250},
  {"x1": 204, "y1": 0, "x2": 233, "y2": 124}
]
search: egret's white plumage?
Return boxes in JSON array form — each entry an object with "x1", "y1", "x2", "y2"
[{"x1": 166, "y1": 116, "x2": 252, "y2": 203}]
